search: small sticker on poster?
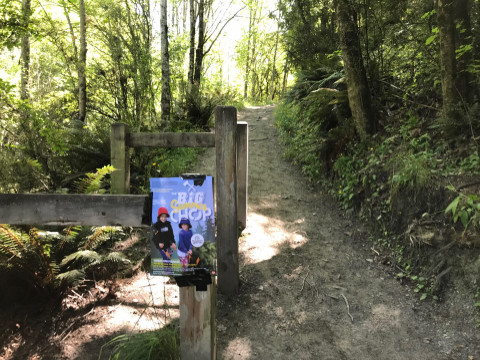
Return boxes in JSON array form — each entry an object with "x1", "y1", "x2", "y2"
[{"x1": 150, "y1": 176, "x2": 216, "y2": 276}]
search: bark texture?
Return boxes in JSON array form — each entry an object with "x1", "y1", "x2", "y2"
[{"x1": 335, "y1": 0, "x2": 377, "y2": 140}]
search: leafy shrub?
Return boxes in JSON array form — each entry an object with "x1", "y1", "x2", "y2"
[
  {"x1": 275, "y1": 67, "x2": 352, "y2": 180},
  {"x1": 445, "y1": 185, "x2": 480, "y2": 231}
]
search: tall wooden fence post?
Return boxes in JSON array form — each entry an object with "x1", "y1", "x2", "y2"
[
  {"x1": 110, "y1": 123, "x2": 130, "y2": 194},
  {"x1": 236, "y1": 121, "x2": 248, "y2": 229},
  {"x1": 215, "y1": 106, "x2": 239, "y2": 296},
  {"x1": 179, "y1": 283, "x2": 216, "y2": 360}
]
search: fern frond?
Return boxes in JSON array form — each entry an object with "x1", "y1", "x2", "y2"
[
  {"x1": 103, "y1": 252, "x2": 130, "y2": 265},
  {"x1": 56, "y1": 269, "x2": 86, "y2": 287},
  {"x1": 0, "y1": 224, "x2": 25, "y2": 249},
  {"x1": 73, "y1": 165, "x2": 115, "y2": 194},
  {"x1": 0, "y1": 242, "x2": 22, "y2": 260},
  {"x1": 60, "y1": 250, "x2": 101, "y2": 268},
  {"x1": 83, "y1": 226, "x2": 123, "y2": 250}
]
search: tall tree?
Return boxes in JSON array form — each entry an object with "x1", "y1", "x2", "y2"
[
  {"x1": 187, "y1": 0, "x2": 196, "y2": 88},
  {"x1": 20, "y1": 0, "x2": 31, "y2": 101},
  {"x1": 335, "y1": 0, "x2": 377, "y2": 140},
  {"x1": 244, "y1": 2, "x2": 258, "y2": 99},
  {"x1": 270, "y1": 13, "x2": 279, "y2": 100},
  {"x1": 437, "y1": 0, "x2": 457, "y2": 120},
  {"x1": 78, "y1": 0, "x2": 87, "y2": 122},
  {"x1": 193, "y1": 0, "x2": 205, "y2": 86},
  {"x1": 160, "y1": 0, "x2": 171, "y2": 124}
]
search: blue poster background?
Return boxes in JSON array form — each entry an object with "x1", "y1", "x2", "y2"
[{"x1": 150, "y1": 176, "x2": 215, "y2": 276}]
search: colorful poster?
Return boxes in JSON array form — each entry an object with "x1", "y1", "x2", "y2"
[{"x1": 150, "y1": 176, "x2": 216, "y2": 276}]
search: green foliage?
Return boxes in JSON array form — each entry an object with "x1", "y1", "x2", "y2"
[
  {"x1": 333, "y1": 149, "x2": 365, "y2": 208},
  {"x1": 396, "y1": 265, "x2": 436, "y2": 301},
  {"x1": 73, "y1": 165, "x2": 115, "y2": 194},
  {"x1": 58, "y1": 248, "x2": 129, "y2": 287},
  {"x1": 459, "y1": 151, "x2": 480, "y2": 174},
  {"x1": 445, "y1": 186, "x2": 480, "y2": 230},
  {"x1": 275, "y1": 67, "x2": 351, "y2": 181},
  {"x1": 388, "y1": 149, "x2": 436, "y2": 197},
  {"x1": 54, "y1": 224, "x2": 130, "y2": 288},
  {"x1": 99, "y1": 325, "x2": 180, "y2": 360},
  {"x1": 0, "y1": 224, "x2": 59, "y2": 295},
  {"x1": 278, "y1": 0, "x2": 337, "y2": 70}
]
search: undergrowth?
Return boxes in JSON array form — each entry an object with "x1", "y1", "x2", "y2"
[
  {"x1": 275, "y1": 71, "x2": 480, "y2": 309},
  {"x1": 99, "y1": 324, "x2": 180, "y2": 360}
]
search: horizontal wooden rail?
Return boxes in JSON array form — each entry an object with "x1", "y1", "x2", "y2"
[
  {"x1": 0, "y1": 194, "x2": 149, "y2": 226},
  {"x1": 128, "y1": 132, "x2": 216, "y2": 148}
]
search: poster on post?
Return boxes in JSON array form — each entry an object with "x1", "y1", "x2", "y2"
[{"x1": 150, "y1": 176, "x2": 216, "y2": 276}]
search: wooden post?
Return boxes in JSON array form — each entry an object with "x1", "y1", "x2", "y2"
[
  {"x1": 110, "y1": 123, "x2": 130, "y2": 194},
  {"x1": 236, "y1": 121, "x2": 248, "y2": 229},
  {"x1": 215, "y1": 106, "x2": 239, "y2": 296},
  {"x1": 179, "y1": 283, "x2": 216, "y2": 360}
]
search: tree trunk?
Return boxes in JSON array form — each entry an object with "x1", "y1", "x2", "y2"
[
  {"x1": 193, "y1": 0, "x2": 205, "y2": 86},
  {"x1": 160, "y1": 0, "x2": 171, "y2": 124},
  {"x1": 437, "y1": 0, "x2": 458, "y2": 119},
  {"x1": 187, "y1": 0, "x2": 196, "y2": 87},
  {"x1": 20, "y1": 0, "x2": 31, "y2": 101},
  {"x1": 335, "y1": 0, "x2": 377, "y2": 141},
  {"x1": 78, "y1": 0, "x2": 87, "y2": 122},
  {"x1": 244, "y1": 6, "x2": 255, "y2": 100},
  {"x1": 270, "y1": 20, "x2": 279, "y2": 100}
]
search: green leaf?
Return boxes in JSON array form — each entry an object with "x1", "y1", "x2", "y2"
[
  {"x1": 425, "y1": 35, "x2": 436, "y2": 45},
  {"x1": 445, "y1": 196, "x2": 460, "y2": 216},
  {"x1": 420, "y1": 293, "x2": 428, "y2": 300},
  {"x1": 459, "y1": 210, "x2": 469, "y2": 229}
]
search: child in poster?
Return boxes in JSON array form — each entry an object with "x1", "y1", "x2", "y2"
[
  {"x1": 151, "y1": 207, "x2": 177, "y2": 260},
  {"x1": 177, "y1": 217, "x2": 193, "y2": 271}
]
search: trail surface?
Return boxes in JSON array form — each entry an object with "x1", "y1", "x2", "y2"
[
  {"x1": 1, "y1": 105, "x2": 478, "y2": 360},
  {"x1": 195, "y1": 105, "x2": 479, "y2": 359}
]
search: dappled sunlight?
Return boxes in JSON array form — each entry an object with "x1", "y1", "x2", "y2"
[
  {"x1": 240, "y1": 211, "x2": 309, "y2": 264},
  {"x1": 222, "y1": 337, "x2": 252, "y2": 360},
  {"x1": 102, "y1": 275, "x2": 180, "y2": 332}
]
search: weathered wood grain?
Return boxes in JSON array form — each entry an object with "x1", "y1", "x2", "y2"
[
  {"x1": 0, "y1": 194, "x2": 149, "y2": 226},
  {"x1": 215, "y1": 106, "x2": 239, "y2": 296},
  {"x1": 236, "y1": 121, "x2": 248, "y2": 229},
  {"x1": 128, "y1": 132, "x2": 215, "y2": 148},
  {"x1": 179, "y1": 283, "x2": 216, "y2": 360}
]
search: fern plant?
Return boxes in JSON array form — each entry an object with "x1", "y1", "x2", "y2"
[{"x1": 0, "y1": 224, "x2": 59, "y2": 294}]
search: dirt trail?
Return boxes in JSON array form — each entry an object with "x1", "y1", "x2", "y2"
[
  {"x1": 196, "y1": 105, "x2": 479, "y2": 359},
  {"x1": 2, "y1": 105, "x2": 479, "y2": 360}
]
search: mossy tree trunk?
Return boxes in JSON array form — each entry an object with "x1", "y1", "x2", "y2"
[
  {"x1": 160, "y1": 0, "x2": 171, "y2": 124},
  {"x1": 335, "y1": 0, "x2": 377, "y2": 141},
  {"x1": 437, "y1": 0, "x2": 458, "y2": 119},
  {"x1": 20, "y1": 0, "x2": 31, "y2": 101},
  {"x1": 78, "y1": 0, "x2": 87, "y2": 122}
]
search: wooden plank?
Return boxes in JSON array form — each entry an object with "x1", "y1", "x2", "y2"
[
  {"x1": 236, "y1": 121, "x2": 248, "y2": 229},
  {"x1": 0, "y1": 194, "x2": 149, "y2": 226},
  {"x1": 179, "y1": 283, "x2": 216, "y2": 360},
  {"x1": 215, "y1": 106, "x2": 239, "y2": 296},
  {"x1": 111, "y1": 123, "x2": 130, "y2": 194},
  {"x1": 129, "y1": 132, "x2": 216, "y2": 148}
]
